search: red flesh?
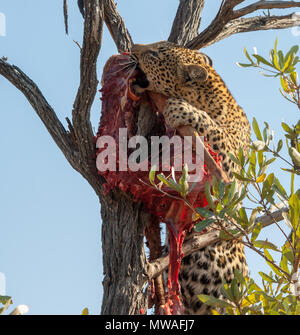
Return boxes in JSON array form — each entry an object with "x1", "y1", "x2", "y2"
[{"x1": 96, "y1": 55, "x2": 221, "y2": 315}]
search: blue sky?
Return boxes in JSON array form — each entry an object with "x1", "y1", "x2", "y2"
[{"x1": 0, "y1": 1, "x2": 299, "y2": 315}]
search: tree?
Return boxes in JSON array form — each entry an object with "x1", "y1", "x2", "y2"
[{"x1": 1, "y1": 0, "x2": 300, "y2": 315}]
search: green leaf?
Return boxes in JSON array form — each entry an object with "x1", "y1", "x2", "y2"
[
  {"x1": 244, "y1": 47, "x2": 254, "y2": 64},
  {"x1": 205, "y1": 181, "x2": 215, "y2": 209},
  {"x1": 82, "y1": 308, "x2": 89, "y2": 315},
  {"x1": 179, "y1": 163, "x2": 189, "y2": 189},
  {"x1": 261, "y1": 173, "x2": 275, "y2": 200},
  {"x1": 249, "y1": 209, "x2": 258, "y2": 225},
  {"x1": 149, "y1": 165, "x2": 157, "y2": 186},
  {"x1": 219, "y1": 230, "x2": 234, "y2": 240},
  {"x1": 232, "y1": 172, "x2": 252, "y2": 182},
  {"x1": 252, "y1": 118, "x2": 263, "y2": 141},
  {"x1": 212, "y1": 176, "x2": 219, "y2": 199},
  {"x1": 281, "y1": 122, "x2": 293, "y2": 134},
  {"x1": 0, "y1": 296, "x2": 12, "y2": 305},
  {"x1": 234, "y1": 269, "x2": 246, "y2": 284},
  {"x1": 284, "y1": 45, "x2": 299, "y2": 64},
  {"x1": 253, "y1": 240, "x2": 279, "y2": 251},
  {"x1": 227, "y1": 181, "x2": 237, "y2": 203},
  {"x1": 272, "y1": 177, "x2": 288, "y2": 200},
  {"x1": 251, "y1": 222, "x2": 262, "y2": 243},
  {"x1": 252, "y1": 54, "x2": 273, "y2": 67},
  {"x1": 264, "y1": 248, "x2": 284, "y2": 277},
  {"x1": 221, "y1": 283, "x2": 235, "y2": 302},
  {"x1": 238, "y1": 207, "x2": 249, "y2": 229},
  {"x1": 280, "y1": 253, "x2": 289, "y2": 274},
  {"x1": 195, "y1": 207, "x2": 214, "y2": 218},
  {"x1": 198, "y1": 294, "x2": 234, "y2": 309},
  {"x1": 227, "y1": 152, "x2": 241, "y2": 166},
  {"x1": 256, "y1": 173, "x2": 266, "y2": 183},
  {"x1": 238, "y1": 147, "x2": 245, "y2": 166},
  {"x1": 168, "y1": 179, "x2": 183, "y2": 193},
  {"x1": 283, "y1": 249, "x2": 294, "y2": 264},
  {"x1": 282, "y1": 54, "x2": 293, "y2": 72},
  {"x1": 230, "y1": 278, "x2": 241, "y2": 302},
  {"x1": 289, "y1": 193, "x2": 300, "y2": 229},
  {"x1": 276, "y1": 139, "x2": 283, "y2": 153},
  {"x1": 273, "y1": 38, "x2": 281, "y2": 70},
  {"x1": 280, "y1": 76, "x2": 289, "y2": 93},
  {"x1": 0, "y1": 296, "x2": 12, "y2": 315},
  {"x1": 259, "y1": 272, "x2": 276, "y2": 283},
  {"x1": 278, "y1": 50, "x2": 285, "y2": 69},
  {"x1": 157, "y1": 174, "x2": 182, "y2": 193},
  {"x1": 264, "y1": 157, "x2": 276, "y2": 166},
  {"x1": 290, "y1": 71, "x2": 298, "y2": 86},
  {"x1": 194, "y1": 218, "x2": 215, "y2": 232},
  {"x1": 219, "y1": 180, "x2": 226, "y2": 199},
  {"x1": 289, "y1": 147, "x2": 300, "y2": 166},
  {"x1": 236, "y1": 62, "x2": 253, "y2": 68}
]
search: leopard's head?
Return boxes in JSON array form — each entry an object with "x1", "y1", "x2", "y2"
[{"x1": 131, "y1": 41, "x2": 212, "y2": 97}]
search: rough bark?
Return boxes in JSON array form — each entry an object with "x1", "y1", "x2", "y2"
[
  {"x1": 168, "y1": 0, "x2": 205, "y2": 46},
  {"x1": 203, "y1": 14, "x2": 300, "y2": 47},
  {"x1": 186, "y1": 0, "x2": 300, "y2": 49},
  {"x1": 100, "y1": 191, "x2": 149, "y2": 314},
  {"x1": 104, "y1": 0, "x2": 133, "y2": 52}
]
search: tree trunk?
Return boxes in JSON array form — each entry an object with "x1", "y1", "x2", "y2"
[{"x1": 100, "y1": 190, "x2": 149, "y2": 315}]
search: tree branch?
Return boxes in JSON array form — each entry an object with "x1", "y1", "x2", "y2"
[
  {"x1": 233, "y1": 1, "x2": 300, "y2": 19},
  {"x1": 186, "y1": 0, "x2": 245, "y2": 49},
  {"x1": 168, "y1": 0, "x2": 205, "y2": 46},
  {"x1": 147, "y1": 207, "x2": 289, "y2": 280},
  {"x1": 72, "y1": 0, "x2": 104, "y2": 180},
  {"x1": 186, "y1": 0, "x2": 300, "y2": 49},
  {"x1": 78, "y1": 0, "x2": 85, "y2": 17},
  {"x1": 0, "y1": 59, "x2": 77, "y2": 169},
  {"x1": 103, "y1": 0, "x2": 133, "y2": 52},
  {"x1": 147, "y1": 231, "x2": 219, "y2": 280},
  {"x1": 63, "y1": 0, "x2": 69, "y2": 34},
  {"x1": 204, "y1": 13, "x2": 300, "y2": 47},
  {"x1": 1, "y1": 0, "x2": 106, "y2": 197},
  {"x1": 255, "y1": 207, "x2": 289, "y2": 226}
]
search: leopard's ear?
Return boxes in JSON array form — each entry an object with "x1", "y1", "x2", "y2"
[{"x1": 178, "y1": 64, "x2": 208, "y2": 85}]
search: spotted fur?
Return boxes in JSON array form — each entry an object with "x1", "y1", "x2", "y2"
[{"x1": 131, "y1": 41, "x2": 250, "y2": 314}]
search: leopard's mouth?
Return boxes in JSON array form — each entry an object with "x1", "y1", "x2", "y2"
[{"x1": 132, "y1": 66, "x2": 150, "y2": 89}]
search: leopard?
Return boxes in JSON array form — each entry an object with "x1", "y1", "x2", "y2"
[{"x1": 130, "y1": 41, "x2": 251, "y2": 315}]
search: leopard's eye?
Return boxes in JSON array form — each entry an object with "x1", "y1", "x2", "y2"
[{"x1": 147, "y1": 50, "x2": 160, "y2": 58}]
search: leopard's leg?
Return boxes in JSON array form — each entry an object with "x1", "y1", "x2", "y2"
[
  {"x1": 163, "y1": 97, "x2": 247, "y2": 314},
  {"x1": 180, "y1": 240, "x2": 247, "y2": 315},
  {"x1": 163, "y1": 97, "x2": 235, "y2": 179}
]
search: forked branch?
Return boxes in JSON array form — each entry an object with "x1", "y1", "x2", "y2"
[
  {"x1": 168, "y1": 0, "x2": 205, "y2": 46},
  {"x1": 185, "y1": 0, "x2": 300, "y2": 49}
]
